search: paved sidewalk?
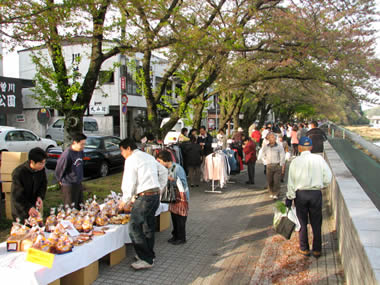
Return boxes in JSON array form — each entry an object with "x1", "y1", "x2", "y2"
[{"x1": 94, "y1": 163, "x2": 344, "y2": 285}]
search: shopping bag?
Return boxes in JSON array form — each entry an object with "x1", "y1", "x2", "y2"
[
  {"x1": 160, "y1": 182, "x2": 177, "y2": 203},
  {"x1": 287, "y1": 206, "x2": 301, "y2": 231},
  {"x1": 273, "y1": 206, "x2": 295, "y2": 239}
]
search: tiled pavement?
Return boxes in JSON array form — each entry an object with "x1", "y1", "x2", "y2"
[{"x1": 94, "y1": 162, "x2": 345, "y2": 285}]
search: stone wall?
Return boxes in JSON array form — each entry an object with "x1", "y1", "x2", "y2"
[{"x1": 324, "y1": 142, "x2": 380, "y2": 285}]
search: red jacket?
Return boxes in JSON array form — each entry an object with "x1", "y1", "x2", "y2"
[{"x1": 243, "y1": 140, "x2": 257, "y2": 163}]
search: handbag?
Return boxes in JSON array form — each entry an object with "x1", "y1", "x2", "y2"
[
  {"x1": 160, "y1": 181, "x2": 177, "y2": 203},
  {"x1": 273, "y1": 207, "x2": 296, "y2": 240}
]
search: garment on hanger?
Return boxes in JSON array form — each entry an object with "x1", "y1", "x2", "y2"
[{"x1": 203, "y1": 151, "x2": 230, "y2": 188}]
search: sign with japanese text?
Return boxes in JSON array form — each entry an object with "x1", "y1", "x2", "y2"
[
  {"x1": 0, "y1": 77, "x2": 24, "y2": 114},
  {"x1": 121, "y1": 76, "x2": 126, "y2": 91},
  {"x1": 26, "y1": 248, "x2": 55, "y2": 268},
  {"x1": 90, "y1": 102, "x2": 109, "y2": 115}
]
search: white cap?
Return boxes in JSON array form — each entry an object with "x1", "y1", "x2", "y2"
[{"x1": 238, "y1": 127, "x2": 243, "y2": 132}]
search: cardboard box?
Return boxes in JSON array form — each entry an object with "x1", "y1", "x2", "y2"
[
  {"x1": 2, "y1": 182, "x2": 12, "y2": 193},
  {"x1": 1, "y1": 173, "x2": 12, "y2": 182},
  {"x1": 5, "y1": 192, "x2": 12, "y2": 219},
  {"x1": 61, "y1": 260, "x2": 99, "y2": 285},
  {"x1": 0, "y1": 152, "x2": 28, "y2": 180},
  {"x1": 101, "y1": 245, "x2": 126, "y2": 266},
  {"x1": 156, "y1": 211, "x2": 170, "y2": 232},
  {"x1": 48, "y1": 279, "x2": 61, "y2": 285}
]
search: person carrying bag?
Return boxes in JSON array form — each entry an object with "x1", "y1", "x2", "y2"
[{"x1": 157, "y1": 150, "x2": 190, "y2": 245}]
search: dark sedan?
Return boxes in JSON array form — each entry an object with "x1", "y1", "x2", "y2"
[{"x1": 46, "y1": 136, "x2": 124, "y2": 177}]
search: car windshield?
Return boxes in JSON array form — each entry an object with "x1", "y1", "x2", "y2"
[
  {"x1": 85, "y1": 137, "x2": 102, "y2": 149},
  {"x1": 84, "y1": 121, "x2": 98, "y2": 131}
]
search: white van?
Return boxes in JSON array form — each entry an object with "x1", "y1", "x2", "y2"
[
  {"x1": 161, "y1": 118, "x2": 191, "y2": 145},
  {"x1": 46, "y1": 117, "x2": 99, "y2": 142}
]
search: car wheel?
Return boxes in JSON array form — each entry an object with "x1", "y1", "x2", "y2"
[
  {"x1": 46, "y1": 145, "x2": 55, "y2": 151},
  {"x1": 46, "y1": 135, "x2": 52, "y2": 139},
  {"x1": 99, "y1": 161, "x2": 109, "y2": 177}
]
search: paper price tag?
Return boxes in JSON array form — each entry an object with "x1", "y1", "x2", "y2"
[
  {"x1": 60, "y1": 220, "x2": 80, "y2": 237},
  {"x1": 26, "y1": 248, "x2": 55, "y2": 268}
]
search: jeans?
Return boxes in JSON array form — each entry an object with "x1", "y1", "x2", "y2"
[
  {"x1": 129, "y1": 194, "x2": 160, "y2": 264},
  {"x1": 295, "y1": 190, "x2": 322, "y2": 252}
]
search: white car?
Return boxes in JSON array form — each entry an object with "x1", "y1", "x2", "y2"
[
  {"x1": 0, "y1": 126, "x2": 57, "y2": 153},
  {"x1": 161, "y1": 118, "x2": 192, "y2": 145},
  {"x1": 46, "y1": 117, "x2": 99, "y2": 143}
]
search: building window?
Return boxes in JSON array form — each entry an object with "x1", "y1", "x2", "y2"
[
  {"x1": 126, "y1": 71, "x2": 139, "y2": 96},
  {"x1": 99, "y1": 71, "x2": 115, "y2": 85}
]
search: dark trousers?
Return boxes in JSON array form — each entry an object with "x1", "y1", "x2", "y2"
[
  {"x1": 188, "y1": 166, "x2": 200, "y2": 186},
  {"x1": 62, "y1": 183, "x2": 83, "y2": 210},
  {"x1": 129, "y1": 194, "x2": 160, "y2": 264},
  {"x1": 292, "y1": 143, "x2": 299, "y2": 156},
  {"x1": 295, "y1": 190, "x2": 322, "y2": 252},
  {"x1": 171, "y1": 213, "x2": 187, "y2": 241},
  {"x1": 266, "y1": 164, "x2": 281, "y2": 195},
  {"x1": 247, "y1": 160, "x2": 256, "y2": 183}
]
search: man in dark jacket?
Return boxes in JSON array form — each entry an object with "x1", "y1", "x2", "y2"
[
  {"x1": 306, "y1": 121, "x2": 327, "y2": 153},
  {"x1": 180, "y1": 136, "x2": 202, "y2": 187},
  {"x1": 11, "y1": 147, "x2": 48, "y2": 222},
  {"x1": 55, "y1": 133, "x2": 87, "y2": 209},
  {"x1": 197, "y1": 126, "x2": 213, "y2": 157}
]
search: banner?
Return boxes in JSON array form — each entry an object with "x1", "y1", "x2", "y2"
[{"x1": 0, "y1": 76, "x2": 24, "y2": 114}]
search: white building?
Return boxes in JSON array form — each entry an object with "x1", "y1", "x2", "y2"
[
  {"x1": 10, "y1": 39, "x2": 176, "y2": 139},
  {"x1": 368, "y1": 116, "x2": 380, "y2": 128}
]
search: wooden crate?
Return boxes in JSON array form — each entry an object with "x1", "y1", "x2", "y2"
[
  {"x1": 60, "y1": 260, "x2": 99, "y2": 285},
  {"x1": 156, "y1": 211, "x2": 170, "y2": 232},
  {"x1": 101, "y1": 245, "x2": 127, "y2": 267}
]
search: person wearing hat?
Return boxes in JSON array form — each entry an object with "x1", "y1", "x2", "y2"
[
  {"x1": 261, "y1": 132, "x2": 285, "y2": 199},
  {"x1": 232, "y1": 127, "x2": 244, "y2": 158},
  {"x1": 285, "y1": 136, "x2": 332, "y2": 258}
]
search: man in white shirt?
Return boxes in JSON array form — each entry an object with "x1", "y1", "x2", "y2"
[
  {"x1": 261, "y1": 132, "x2": 285, "y2": 199},
  {"x1": 285, "y1": 137, "x2": 332, "y2": 258},
  {"x1": 118, "y1": 138, "x2": 168, "y2": 270}
]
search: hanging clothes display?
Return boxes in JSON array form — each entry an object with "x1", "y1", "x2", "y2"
[
  {"x1": 223, "y1": 148, "x2": 239, "y2": 174},
  {"x1": 203, "y1": 151, "x2": 230, "y2": 189}
]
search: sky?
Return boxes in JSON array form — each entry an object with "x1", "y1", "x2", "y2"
[{"x1": 1, "y1": 1, "x2": 380, "y2": 109}]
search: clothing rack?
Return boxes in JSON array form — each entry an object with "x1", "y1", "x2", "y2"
[{"x1": 205, "y1": 151, "x2": 223, "y2": 194}]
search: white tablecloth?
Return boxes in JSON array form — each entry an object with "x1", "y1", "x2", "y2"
[{"x1": 0, "y1": 203, "x2": 169, "y2": 285}]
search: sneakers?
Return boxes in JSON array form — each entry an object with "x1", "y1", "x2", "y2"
[
  {"x1": 168, "y1": 237, "x2": 176, "y2": 243},
  {"x1": 272, "y1": 195, "x2": 278, "y2": 200},
  {"x1": 269, "y1": 195, "x2": 273, "y2": 198},
  {"x1": 131, "y1": 260, "x2": 154, "y2": 270},
  {"x1": 171, "y1": 239, "x2": 186, "y2": 245},
  {"x1": 298, "y1": 249, "x2": 311, "y2": 257},
  {"x1": 312, "y1": 251, "x2": 321, "y2": 258}
]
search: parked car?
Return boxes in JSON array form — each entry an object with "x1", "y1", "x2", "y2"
[
  {"x1": 0, "y1": 126, "x2": 57, "y2": 153},
  {"x1": 45, "y1": 135, "x2": 124, "y2": 177},
  {"x1": 46, "y1": 117, "x2": 99, "y2": 143}
]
